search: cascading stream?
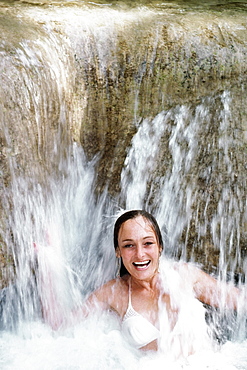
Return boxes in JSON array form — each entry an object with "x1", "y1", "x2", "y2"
[
  {"x1": 1, "y1": 93, "x2": 247, "y2": 369},
  {"x1": 0, "y1": 1, "x2": 247, "y2": 369}
]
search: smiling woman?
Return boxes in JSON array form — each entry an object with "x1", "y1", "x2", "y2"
[
  {"x1": 38, "y1": 210, "x2": 245, "y2": 356},
  {"x1": 79, "y1": 210, "x2": 244, "y2": 355},
  {"x1": 114, "y1": 210, "x2": 163, "y2": 279},
  {"x1": 114, "y1": 211, "x2": 162, "y2": 349}
]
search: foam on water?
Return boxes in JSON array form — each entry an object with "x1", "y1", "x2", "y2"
[{"x1": 1, "y1": 319, "x2": 247, "y2": 369}]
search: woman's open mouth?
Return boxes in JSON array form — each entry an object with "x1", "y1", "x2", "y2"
[{"x1": 133, "y1": 260, "x2": 151, "y2": 270}]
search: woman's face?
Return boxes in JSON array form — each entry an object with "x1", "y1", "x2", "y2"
[{"x1": 116, "y1": 216, "x2": 162, "y2": 281}]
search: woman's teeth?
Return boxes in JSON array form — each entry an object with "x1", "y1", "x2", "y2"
[{"x1": 133, "y1": 260, "x2": 150, "y2": 269}]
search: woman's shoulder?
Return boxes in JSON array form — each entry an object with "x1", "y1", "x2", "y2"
[
  {"x1": 160, "y1": 257, "x2": 201, "y2": 274},
  {"x1": 159, "y1": 257, "x2": 202, "y2": 294},
  {"x1": 93, "y1": 276, "x2": 129, "y2": 309},
  {"x1": 99, "y1": 276, "x2": 128, "y2": 292}
]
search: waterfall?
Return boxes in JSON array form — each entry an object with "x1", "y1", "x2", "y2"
[{"x1": 1, "y1": 1, "x2": 247, "y2": 369}]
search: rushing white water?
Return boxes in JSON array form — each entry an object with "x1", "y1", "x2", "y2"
[
  {"x1": 1, "y1": 91, "x2": 247, "y2": 368},
  {"x1": 120, "y1": 111, "x2": 170, "y2": 209},
  {"x1": 1, "y1": 1, "x2": 247, "y2": 367},
  {"x1": 1, "y1": 321, "x2": 247, "y2": 370}
]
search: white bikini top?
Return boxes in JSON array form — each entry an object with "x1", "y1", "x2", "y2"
[{"x1": 122, "y1": 279, "x2": 160, "y2": 349}]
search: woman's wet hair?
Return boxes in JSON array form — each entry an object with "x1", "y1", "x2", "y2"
[{"x1": 114, "y1": 210, "x2": 163, "y2": 276}]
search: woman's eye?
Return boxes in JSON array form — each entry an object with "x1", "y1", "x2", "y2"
[
  {"x1": 123, "y1": 244, "x2": 133, "y2": 248},
  {"x1": 145, "y1": 242, "x2": 153, "y2": 246}
]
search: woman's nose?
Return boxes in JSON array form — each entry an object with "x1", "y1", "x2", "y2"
[{"x1": 136, "y1": 245, "x2": 145, "y2": 259}]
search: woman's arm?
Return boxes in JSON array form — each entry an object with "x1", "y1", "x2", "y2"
[{"x1": 187, "y1": 264, "x2": 243, "y2": 310}]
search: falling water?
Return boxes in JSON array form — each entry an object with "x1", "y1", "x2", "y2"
[
  {"x1": 1, "y1": 1, "x2": 247, "y2": 369},
  {"x1": 1, "y1": 94, "x2": 247, "y2": 369}
]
